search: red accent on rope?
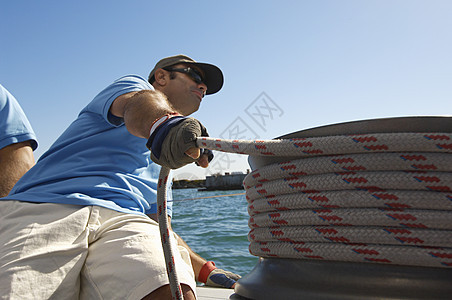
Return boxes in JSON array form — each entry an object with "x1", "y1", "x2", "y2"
[
  {"x1": 352, "y1": 136, "x2": 378, "y2": 143},
  {"x1": 268, "y1": 200, "x2": 280, "y2": 205},
  {"x1": 289, "y1": 182, "x2": 307, "y2": 189},
  {"x1": 428, "y1": 186, "x2": 452, "y2": 192},
  {"x1": 281, "y1": 164, "x2": 296, "y2": 170},
  {"x1": 273, "y1": 220, "x2": 289, "y2": 225},
  {"x1": 305, "y1": 255, "x2": 324, "y2": 259},
  {"x1": 343, "y1": 177, "x2": 368, "y2": 184},
  {"x1": 429, "y1": 252, "x2": 452, "y2": 259},
  {"x1": 396, "y1": 237, "x2": 424, "y2": 244},
  {"x1": 437, "y1": 143, "x2": 452, "y2": 149},
  {"x1": 353, "y1": 249, "x2": 379, "y2": 255},
  {"x1": 412, "y1": 164, "x2": 437, "y2": 170},
  {"x1": 401, "y1": 223, "x2": 428, "y2": 228},
  {"x1": 309, "y1": 196, "x2": 329, "y2": 202},
  {"x1": 385, "y1": 203, "x2": 411, "y2": 209},
  {"x1": 279, "y1": 238, "x2": 297, "y2": 243},
  {"x1": 319, "y1": 215, "x2": 343, "y2": 222},
  {"x1": 294, "y1": 247, "x2": 313, "y2": 253},
  {"x1": 387, "y1": 214, "x2": 417, "y2": 221},
  {"x1": 414, "y1": 176, "x2": 440, "y2": 182},
  {"x1": 332, "y1": 158, "x2": 355, "y2": 163},
  {"x1": 424, "y1": 134, "x2": 450, "y2": 140},
  {"x1": 364, "y1": 145, "x2": 389, "y2": 151},
  {"x1": 293, "y1": 141, "x2": 313, "y2": 148},
  {"x1": 316, "y1": 228, "x2": 338, "y2": 235},
  {"x1": 401, "y1": 154, "x2": 427, "y2": 161},
  {"x1": 270, "y1": 230, "x2": 284, "y2": 236},
  {"x1": 289, "y1": 171, "x2": 308, "y2": 176},
  {"x1": 384, "y1": 228, "x2": 412, "y2": 234},
  {"x1": 327, "y1": 236, "x2": 350, "y2": 243},
  {"x1": 343, "y1": 166, "x2": 367, "y2": 171},
  {"x1": 373, "y1": 193, "x2": 399, "y2": 200}
]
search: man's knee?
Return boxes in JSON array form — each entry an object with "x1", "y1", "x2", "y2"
[{"x1": 141, "y1": 283, "x2": 195, "y2": 300}]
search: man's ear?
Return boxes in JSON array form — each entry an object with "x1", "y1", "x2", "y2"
[{"x1": 154, "y1": 68, "x2": 168, "y2": 87}]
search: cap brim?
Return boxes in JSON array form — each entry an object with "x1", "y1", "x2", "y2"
[{"x1": 188, "y1": 62, "x2": 224, "y2": 95}]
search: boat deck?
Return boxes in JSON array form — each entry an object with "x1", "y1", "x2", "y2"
[{"x1": 196, "y1": 286, "x2": 235, "y2": 299}]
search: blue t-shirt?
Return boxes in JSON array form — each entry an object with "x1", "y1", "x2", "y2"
[
  {"x1": 0, "y1": 84, "x2": 37, "y2": 150},
  {"x1": 2, "y1": 75, "x2": 173, "y2": 216}
]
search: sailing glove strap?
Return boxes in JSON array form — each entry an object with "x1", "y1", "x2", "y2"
[
  {"x1": 146, "y1": 114, "x2": 213, "y2": 169},
  {"x1": 199, "y1": 261, "x2": 241, "y2": 289}
]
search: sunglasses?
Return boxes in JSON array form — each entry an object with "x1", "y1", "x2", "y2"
[{"x1": 163, "y1": 67, "x2": 205, "y2": 85}]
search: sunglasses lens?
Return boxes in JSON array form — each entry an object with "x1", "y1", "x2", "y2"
[
  {"x1": 189, "y1": 69, "x2": 203, "y2": 84},
  {"x1": 165, "y1": 67, "x2": 204, "y2": 85}
]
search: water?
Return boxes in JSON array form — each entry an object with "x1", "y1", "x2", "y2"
[{"x1": 171, "y1": 188, "x2": 258, "y2": 277}]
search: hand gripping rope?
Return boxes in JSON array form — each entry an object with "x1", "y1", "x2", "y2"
[{"x1": 157, "y1": 132, "x2": 452, "y2": 299}]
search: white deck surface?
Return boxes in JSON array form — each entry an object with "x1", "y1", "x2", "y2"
[{"x1": 196, "y1": 286, "x2": 235, "y2": 299}]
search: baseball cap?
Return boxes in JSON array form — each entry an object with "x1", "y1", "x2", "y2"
[{"x1": 148, "y1": 55, "x2": 224, "y2": 95}]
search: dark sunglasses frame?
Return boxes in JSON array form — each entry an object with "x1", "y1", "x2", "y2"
[{"x1": 163, "y1": 67, "x2": 204, "y2": 85}]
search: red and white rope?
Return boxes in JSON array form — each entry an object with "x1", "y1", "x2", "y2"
[
  {"x1": 157, "y1": 167, "x2": 183, "y2": 300},
  {"x1": 245, "y1": 152, "x2": 452, "y2": 185},
  {"x1": 197, "y1": 133, "x2": 452, "y2": 268},
  {"x1": 249, "y1": 226, "x2": 452, "y2": 248},
  {"x1": 197, "y1": 133, "x2": 452, "y2": 157}
]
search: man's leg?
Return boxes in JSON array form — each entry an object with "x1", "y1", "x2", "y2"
[
  {"x1": 80, "y1": 207, "x2": 197, "y2": 300},
  {"x1": 0, "y1": 201, "x2": 91, "y2": 299},
  {"x1": 142, "y1": 284, "x2": 195, "y2": 300}
]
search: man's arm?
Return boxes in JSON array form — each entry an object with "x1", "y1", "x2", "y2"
[
  {"x1": 147, "y1": 213, "x2": 206, "y2": 280},
  {"x1": 167, "y1": 217, "x2": 240, "y2": 288},
  {"x1": 0, "y1": 141, "x2": 35, "y2": 197},
  {"x1": 111, "y1": 90, "x2": 175, "y2": 139},
  {"x1": 173, "y1": 230, "x2": 207, "y2": 282},
  {"x1": 110, "y1": 90, "x2": 208, "y2": 166}
]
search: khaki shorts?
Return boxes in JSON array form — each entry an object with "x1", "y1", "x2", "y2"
[{"x1": 0, "y1": 201, "x2": 196, "y2": 300}]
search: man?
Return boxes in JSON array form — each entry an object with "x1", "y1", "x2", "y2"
[
  {"x1": 0, "y1": 55, "x2": 239, "y2": 299},
  {"x1": 0, "y1": 84, "x2": 37, "y2": 197}
]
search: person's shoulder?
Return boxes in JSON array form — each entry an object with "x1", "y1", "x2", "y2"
[
  {"x1": 0, "y1": 84, "x2": 18, "y2": 109},
  {"x1": 114, "y1": 75, "x2": 150, "y2": 85}
]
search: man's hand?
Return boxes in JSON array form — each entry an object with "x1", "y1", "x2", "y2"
[
  {"x1": 198, "y1": 261, "x2": 241, "y2": 289},
  {"x1": 146, "y1": 115, "x2": 213, "y2": 169}
]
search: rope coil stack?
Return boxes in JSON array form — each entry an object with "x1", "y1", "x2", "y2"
[{"x1": 198, "y1": 133, "x2": 452, "y2": 268}]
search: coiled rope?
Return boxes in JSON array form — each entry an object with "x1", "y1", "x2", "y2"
[{"x1": 158, "y1": 132, "x2": 452, "y2": 299}]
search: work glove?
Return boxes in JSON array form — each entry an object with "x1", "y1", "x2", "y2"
[
  {"x1": 146, "y1": 114, "x2": 213, "y2": 169},
  {"x1": 198, "y1": 261, "x2": 241, "y2": 289}
]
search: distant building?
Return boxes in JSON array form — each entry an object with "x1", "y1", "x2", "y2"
[{"x1": 203, "y1": 170, "x2": 249, "y2": 191}]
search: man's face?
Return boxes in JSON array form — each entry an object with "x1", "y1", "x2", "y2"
[{"x1": 162, "y1": 64, "x2": 208, "y2": 116}]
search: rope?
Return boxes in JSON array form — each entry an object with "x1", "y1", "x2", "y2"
[
  {"x1": 157, "y1": 132, "x2": 452, "y2": 298},
  {"x1": 157, "y1": 167, "x2": 183, "y2": 300},
  {"x1": 199, "y1": 133, "x2": 452, "y2": 268}
]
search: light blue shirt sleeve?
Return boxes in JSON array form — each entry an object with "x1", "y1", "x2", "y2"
[
  {"x1": 83, "y1": 75, "x2": 154, "y2": 126},
  {"x1": 0, "y1": 84, "x2": 38, "y2": 150}
]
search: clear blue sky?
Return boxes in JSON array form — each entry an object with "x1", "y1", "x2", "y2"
[{"x1": 1, "y1": 0, "x2": 451, "y2": 179}]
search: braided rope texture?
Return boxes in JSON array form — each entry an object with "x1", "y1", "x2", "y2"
[
  {"x1": 199, "y1": 133, "x2": 452, "y2": 268},
  {"x1": 157, "y1": 167, "x2": 183, "y2": 300}
]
